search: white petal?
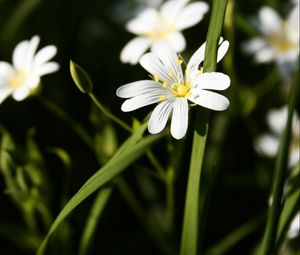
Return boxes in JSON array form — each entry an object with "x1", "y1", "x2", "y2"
[
  {"x1": 289, "y1": 148, "x2": 300, "y2": 168},
  {"x1": 255, "y1": 134, "x2": 279, "y2": 158},
  {"x1": 175, "y1": 2, "x2": 209, "y2": 30},
  {"x1": 287, "y1": 213, "x2": 300, "y2": 239},
  {"x1": 140, "y1": 52, "x2": 176, "y2": 84},
  {"x1": 23, "y1": 36, "x2": 40, "y2": 71},
  {"x1": 12, "y1": 87, "x2": 30, "y2": 101},
  {"x1": 170, "y1": 98, "x2": 188, "y2": 139},
  {"x1": 167, "y1": 32, "x2": 186, "y2": 52},
  {"x1": 120, "y1": 37, "x2": 151, "y2": 65},
  {"x1": 255, "y1": 47, "x2": 275, "y2": 63},
  {"x1": 34, "y1": 45, "x2": 57, "y2": 67},
  {"x1": 12, "y1": 40, "x2": 29, "y2": 70},
  {"x1": 116, "y1": 80, "x2": 170, "y2": 98},
  {"x1": 0, "y1": 87, "x2": 13, "y2": 104},
  {"x1": 258, "y1": 6, "x2": 281, "y2": 35},
  {"x1": 267, "y1": 106, "x2": 288, "y2": 135},
  {"x1": 126, "y1": 8, "x2": 159, "y2": 34},
  {"x1": 217, "y1": 39, "x2": 230, "y2": 62},
  {"x1": 242, "y1": 38, "x2": 268, "y2": 54},
  {"x1": 193, "y1": 72, "x2": 230, "y2": 91},
  {"x1": 287, "y1": 4, "x2": 300, "y2": 43},
  {"x1": 148, "y1": 99, "x2": 174, "y2": 134},
  {"x1": 35, "y1": 62, "x2": 59, "y2": 76},
  {"x1": 190, "y1": 90, "x2": 229, "y2": 111},
  {"x1": 24, "y1": 76, "x2": 40, "y2": 89},
  {"x1": 121, "y1": 92, "x2": 163, "y2": 112},
  {"x1": 187, "y1": 42, "x2": 206, "y2": 73},
  {"x1": 160, "y1": 0, "x2": 188, "y2": 20},
  {"x1": 151, "y1": 42, "x2": 183, "y2": 82},
  {"x1": 0, "y1": 62, "x2": 15, "y2": 80}
]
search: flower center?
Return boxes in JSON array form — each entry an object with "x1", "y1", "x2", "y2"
[
  {"x1": 149, "y1": 16, "x2": 175, "y2": 41},
  {"x1": 9, "y1": 70, "x2": 27, "y2": 88},
  {"x1": 173, "y1": 82, "x2": 191, "y2": 97}
]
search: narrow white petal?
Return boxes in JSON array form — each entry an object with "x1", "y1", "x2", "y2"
[
  {"x1": 151, "y1": 42, "x2": 183, "y2": 82},
  {"x1": 160, "y1": 0, "x2": 188, "y2": 20},
  {"x1": 170, "y1": 98, "x2": 188, "y2": 139},
  {"x1": 175, "y1": 2, "x2": 209, "y2": 30},
  {"x1": 120, "y1": 37, "x2": 151, "y2": 65},
  {"x1": 12, "y1": 40, "x2": 29, "y2": 70},
  {"x1": 0, "y1": 62, "x2": 15, "y2": 80},
  {"x1": 140, "y1": 52, "x2": 176, "y2": 83},
  {"x1": 217, "y1": 40, "x2": 230, "y2": 62},
  {"x1": 23, "y1": 35, "x2": 40, "y2": 71},
  {"x1": 242, "y1": 38, "x2": 268, "y2": 54},
  {"x1": 258, "y1": 6, "x2": 281, "y2": 35},
  {"x1": 24, "y1": 76, "x2": 40, "y2": 89},
  {"x1": 255, "y1": 134, "x2": 279, "y2": 158},
  {"x1": 187, "y1": 42, "x2": 206, "y2": 72},
  {"x1": 255, "y1": 47, "x2": 275, "y2": 63},
  {"x1": 116, "y1": 80, "x2": 170, "y2": 98},
  {"x1": 192, "y1": 72, "x2": 230, "y2": 91},
  {"x1": 35, "y1": 62, "x2": 59, "y2": 76},
  {"x1": 287, "y1": 4, "x2": 300, "y2": 43},
  {"x1": 190, "y1": 90, "x2": 229, "y2": 111},
  {"x1": 167, "y1": 32, "x2": 186, "y2": 52},
  {"x1": 12, "y1": 87, "x2": 30, "y2": 101},
  {"x1": 126, "y1": 8, "x2": 159, "y2": 34},
  {"x1": 121, "y1": 92, "x2": 162, "y2": 112},
  {"x1": 0, "y1": 87, "x2": 13, "y2": 104},
  {"x1": 148, "y1": 99, "x2": 174, "y2": 134},
  {"x1": 287, "y1": 213, "x2": 300, "y2": 239},
  {"x1": 34, "y1": 45, "x2": 57, "y2": 67},
  {"x1": 267, "y1": 106, "x2": 288, "y2": 135}
]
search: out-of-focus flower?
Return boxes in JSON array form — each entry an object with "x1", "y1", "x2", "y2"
[
  {"x1": 242, "y1": 5, "x2": 299, "y2": 79},
  {"x1": 287, "y1": 212, "x2": 300, "y2": 239},
  {"x1": 120, "y1": 0, "x2": 209, "y2": 65},
  {"x1": 255, "y1": 106, "x2": 300, "y2": 167},
  {"x1": 0, "y1": 35, "x2": 59, "y2": 104},
  {"x1": 117, "y1": 39, "x2": 230, "y2": 139}
]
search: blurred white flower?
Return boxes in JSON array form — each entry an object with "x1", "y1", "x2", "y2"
[
  {"x1": 242, "y1": 5, "x2": 299, "y2": 79},
  {"x1": 117, "y1": 39, "x2": 230, "y2": 139},
  {"x1": 255, "y1": 106, "x2": 300, "y2": 167},
  {"x1": 120, "y1": 0, "x2": 209, "y2": 65},
  {"x1": 0, "y1": 35, "x2": 59, "y2": 104},
  {"x1": 287, "y1": 212, "x2": 300, "y2": 239}
]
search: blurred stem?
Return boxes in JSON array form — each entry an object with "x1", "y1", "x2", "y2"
[
  {"x1": 165, "y1": 166, "x2": 175, "y2": 225},
  {"x1": 88, "y1": 92, "x2": 132, "y2": 132},
  {"x1": 35, "y1": 202, "x2": 53, "y2": 231},
  {"x1": 180, "y1": 0, "x2": 228, "y2": 254},
  {"x1": 258, "y1": 72, "x2": 299, "y2": 255}
]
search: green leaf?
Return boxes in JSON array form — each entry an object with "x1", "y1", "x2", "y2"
[
  {"x1": 70, "y1": 60, "x2": 94, "y2": 94},
  {"x1": 37, "y1": 127, "x2": 162, "y2": 255}
]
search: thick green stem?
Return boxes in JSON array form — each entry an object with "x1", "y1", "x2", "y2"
[{"x1": 258, "y1": 73, "x2": 299, "y2": 255}]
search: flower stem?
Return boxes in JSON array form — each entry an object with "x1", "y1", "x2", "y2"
[{"x1": 258, "y1": 72, "x2": 299, "y2": 255}]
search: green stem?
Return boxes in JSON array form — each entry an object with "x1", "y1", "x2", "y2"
[
  {"x1": 180, "y1": 0, "x2": 228, "y2": 254},
  {"x1": 88, "y1": 93, "x2": 132, "y2": 132},
  {"x1": 165, "y1": 166, "x2": 175, "y2": 225},
  {"x1": 258, "y1": 72, "x2": 299, "y2": 255}
]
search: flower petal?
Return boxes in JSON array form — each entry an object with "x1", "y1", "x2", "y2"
[
  {"x1": 192, "y1": 72, "x2": 230, "y2": 91},
  {"x1": 23, "y1": 35, "x2": 40, "y2": 71},
  {"x1": 267, "y1": 106, "x2": 288, "y2": 135},
  {"x1": 34, "y1": 45, "x2": 57, "y2": 67},
  {"x1": 120, "y1": 37, "x2": 151, "y2": 65},
  {"x1": 255, "y1": 134, "x2": 279, "y2": 158},
  {"x1": 258, "y1": 6, "x2": 281, "y2": 35},
  {"x1": 35, "y1": 62, "x2": 59, "y2": 76},
  {"x1": 170, "y1": 97, "x2": 188, "y2": 139},
  {"x1": 0, "y1": 62, "x2": 15, "y2": 80},
  {"x1": 24, "y1": 75, "x2": 40, "y2": 89},
  {"x1": 255, "y1": 47, "x2": 275, "y2": 63},
  {"x1": 12, "y1": 40, "x2": 29, "y2": 70},
  {"x1": 287, "y1": 3, "x2": 300, "y2": 43},
  {"x1": 0, "y1": 86, "x2": 13, "y2": 104},
  {"x1": 140, "y1": 52, "x2": 176, "y2": 84},
  {"x1": 217, "y1": 39, "x2": 230, "y2": 62},
  {"x1": 160, "y1": 0, "x2": 188, "y2": 20},
  {"x1": 12, "y1": 86, "x2": 30, "y2": 101},
  {"x1": 148, "y1": 99, "x2": 174, "y2": 134},
  {"x1": 116, "y1": 80, "x2": 171, "y2": 98},
  {"x1": 166, "y1": 31, "x2": 186, "y2": 52},
  {"x1": 175, "y1": 2, "x2": 209, "y2": 30},
  {"x1": 189, "y1": 89, "x2": 229, "y2": 111},
  {"x1": 151, "y1": 42, "x2": 183, "y2": 82},
  {"x1": 186, "y1": 42, "x2": 206, "y2": 72},
  {"x1": 242, "y1": 38, "x2": 268, "y2": 54}
]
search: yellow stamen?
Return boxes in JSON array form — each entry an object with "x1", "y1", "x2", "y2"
[
  {"x1": 9, "y1": 71, "x2": 27, "y2": 88},
  {"x1": 197, "y1": 67, "x2": 204, "y2": 75},
  {"x1": 169, "y1": 71, "x2": 174, "y2": 77},
  {"x1": 177, "y1": 59, "x2": 183, "y2": 65},
  {"x1": 185, "y1": 69, "x2": 190, "y2": 75},
  {"x1": 154, "y1": 75, "x2": 159, "y2": 82},
  {"x1": 163, "y1": 81, "x2": 168, "y2": 87},
  {"x1": 159, "y1": 95, "x2": 166, "y2": 101}
]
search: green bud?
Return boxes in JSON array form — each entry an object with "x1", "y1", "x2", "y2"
[{"x1": 70, "y1": 60, "x2": 93, "y2": 94}]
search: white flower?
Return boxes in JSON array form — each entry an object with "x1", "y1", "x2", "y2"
[
  {"x1": 287, "y1": 212, "x2": 300, "y2": 239},
  {"x1": 242, "y1": 5, "x2": 299, "y2": 79},
  {"x1": 0, "y1": 35, "x2": 59, "y2": 104},
  {"x1": 120, "y1": 0, "x2": 209, "y2": 65},
  {"x1": 255, "y1": 106, "x2": 300, "y2": 167},
  {"x1": 117, "y1": 39, "x2": 230, "y2": 139}
]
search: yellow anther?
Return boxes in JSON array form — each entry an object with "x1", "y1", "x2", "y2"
[
  {"x1": 177, "y1": 59, "x2": 183, "y2": 65},
  {"x1": 159, "y1": 95, "x2": 166, "y2": 101},
  {"x1": 197, "y1": 67, "x2": 204, "y2": 75},
  {"x1": 185, "y1": 69, "x2": 190, "y2": 75},
  {"x1": 163, "y1": 81, "x2": 168, "y2": 87},
  {"x1": 154, "y1": 75, "x2": 160, "y2": 82},
  {"x1": 169, "y1": 71, "x2": 174, "y2": 77}
]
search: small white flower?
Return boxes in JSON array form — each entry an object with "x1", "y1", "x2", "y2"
[
  {"x1": 120, "y1": 0, "x2": 209, "y2": 65},
  {"x1": 117, "y1": 39, "x2": 230, "y2": 139},
  {"x1": 242, "y1": 5, "x2": 299, "y2": 79},
  {"x1": 255, "y1": 106, "x2": 300, "y2": 167},
  {"x1": 0, "y1": 35, "x2": 59, "y2": 104},
  {"x1": 287, "y1": 212, "x2": 300, "y2": 239}
]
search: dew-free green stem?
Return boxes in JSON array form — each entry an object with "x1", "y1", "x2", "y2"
[
  {"x1": 258, "y1": 72, "x2": 299, "y2": 255},
  {"x1": 180, "y1": 0, "x2": 228, "y2": 254}
]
